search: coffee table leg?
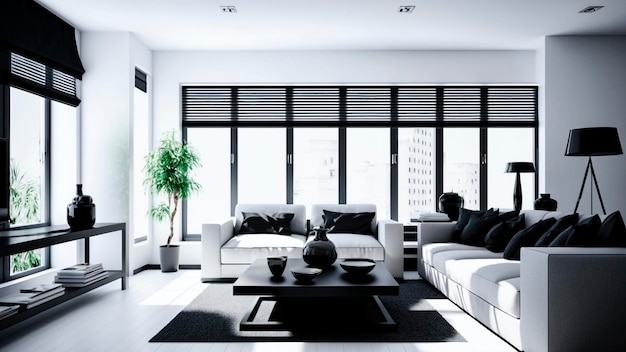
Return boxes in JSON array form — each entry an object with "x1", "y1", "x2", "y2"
[{"x1": 240, "y1": 296, "x2": 396, "y2": 331}]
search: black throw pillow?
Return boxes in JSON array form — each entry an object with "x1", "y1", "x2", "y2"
[
  {"x1": 322, "y1": 210, "x2": 343, "y2": 229},
  {"x1": 497, "y1": 210, "x2": 519, "y2": 223},
  {"x1": 458, "y1": 210, "x2": 500, "y2": 247},
  {"x1": 549, "y1": 214, "x2": 602, "y2": 247},
  {"x1": 239, "y1": 212, "x2": 295, "y2": 235},
  {"x1": 535, "y1": 213, "x2": 579, "y2": 247},
  {"x1": 453, "y1": 208, "x2": 495, "y2": 242},
  {"x1": 596, "y1": 211, "x2": 626, "y2": 247},
  {"x1": 325, "y1": 211, "x2": 376, "y2": 235},
  {"x1": 503, "y1": 217, "x2": 557, "y2": 260},
  {"x1": 269, "y1": 212, "x2": 296, "y2": 234},
  {"x1": 239, "y1": 212, "x2": 275, "y2": 234},
  {"x1": 484, "y1": 214, "x2": 526, "y2": 253}
]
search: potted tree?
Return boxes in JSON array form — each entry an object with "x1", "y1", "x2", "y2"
[{"x1": 143, "y1": 130, "x2": 201, "y2": 272}]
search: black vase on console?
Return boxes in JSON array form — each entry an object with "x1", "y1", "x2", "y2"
[
  {"x1": 303, "y1": 227, "x2": 337, "y2": 269},
  {"x1": 534, "y1": 193, "x2": 558, "y2": 211},
  {"x1": 67, "y1": 184, "x2": 96, "y2": 231}
]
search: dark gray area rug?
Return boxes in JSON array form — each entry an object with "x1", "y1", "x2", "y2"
[{"x1": 150, "y1": 280, "x2": 465, "y2": 343}]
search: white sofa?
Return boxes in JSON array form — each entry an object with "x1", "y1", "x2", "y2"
[
  {"x1": 201, "y1": 203, "x2": 404, "y2": 281},
  {"x1": 418, "y1": 209, "x2": 626, "y2": 352}
]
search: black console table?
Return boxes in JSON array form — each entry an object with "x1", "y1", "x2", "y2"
[{"x1": 0, "y1": 223, "x2": 128, "y2": 330}]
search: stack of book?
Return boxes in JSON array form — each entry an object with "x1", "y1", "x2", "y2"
[
  {"x1": 412, "y1": 212, "x2": 451, "y2": 222},
  {"x1": 0, "y1": 305, "x2": 20, "y2": 320},
  {"x1": 0, "y1": 283, "x2": 65, "y2": 312},
  {"x1": 55, "y1": 263, "x2": 109, "y2": 288}
]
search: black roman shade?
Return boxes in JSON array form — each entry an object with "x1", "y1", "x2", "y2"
[{"x1": 0, "y1": 0, "x2": 84, "y2": 106}]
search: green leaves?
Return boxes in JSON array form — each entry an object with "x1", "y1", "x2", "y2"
[
  {"x1": 11, "y1": 250, "x2": 41, "y2": 274},
  {"x1": 148, "y1": 203, "x2": 171, "y2": 222},
  {"x1": 143, "y1": 130, "x2": 202, "y2": 245},
  {"x1": 9, "y1": 160, "x2": 40, "y2": 225}
]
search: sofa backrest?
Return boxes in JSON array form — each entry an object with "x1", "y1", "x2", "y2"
[
  {"x1": 234, "y1": 203, "x2": 307, "y2": 235},
  {"x1": 310, "y1": 203, "x2": 378, "y2": 234},
  {"x1": 520, "y1": 209, "x2": 594, "y2": 227}
]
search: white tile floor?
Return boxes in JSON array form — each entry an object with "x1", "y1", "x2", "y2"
[{"x1": 0, "y1": 270, "x2": 518, "y2": 352}]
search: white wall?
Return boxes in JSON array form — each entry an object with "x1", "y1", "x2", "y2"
[
  {"x1": 152, "y1": 49, "x2": 537, "y2": 264},
  {"x1": 129, "y1": 34, "x2": 153, "y2": 272},
  {"x1": 544, "y1": 36, "x2": 626, "y2": 215},
  {"x1": 78, "y1": 32, "x2": 153, "y2": 272}
]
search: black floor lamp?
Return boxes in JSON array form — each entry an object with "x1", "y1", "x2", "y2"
[
  {"x1": 565, "y1": 127, "x2": 623, "y2": 215},
  {"x1": 505, "y1": 162, "x2": 535, "y2": 213}
]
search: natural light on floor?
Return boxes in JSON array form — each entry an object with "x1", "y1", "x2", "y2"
[{"x1": 139, "y1": 271, "x2": 207, "y2": 306}]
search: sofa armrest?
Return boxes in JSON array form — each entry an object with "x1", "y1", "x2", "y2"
[
  {"x1": 417, "y1": 221, "x2": 456, "y2": 245},
  {"x1": 377, "y1": 219, "x2": 404, "y2": 279},
  {"x1": 417, "y1": 221, "x2": 456, "y2": 278},
  {"x1": 521, "y1": 247, "x2": 626, "y2": 352},
  {"x1": 201, "y1": 217, "x2": 235, "y2": 281}
]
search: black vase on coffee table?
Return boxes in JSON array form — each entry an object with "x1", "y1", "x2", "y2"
[{"x1": 302, "y1": 227, "x2": 337, "y2": 269}]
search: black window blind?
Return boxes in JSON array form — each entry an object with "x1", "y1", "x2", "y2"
[
  {"x1": 183, "y1": 86, "x2": 537, "y2": 127},
  {"x1": 135, "y1": 68, "x2": 147, "y2": 92}
]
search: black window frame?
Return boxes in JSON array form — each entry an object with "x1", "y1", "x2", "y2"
[
  {"x1": 0, "y1": 84, "x2": 52, "y2": 282},
  {"x1": 181, "y1": 85, "x2": 538, "y2": 240}
]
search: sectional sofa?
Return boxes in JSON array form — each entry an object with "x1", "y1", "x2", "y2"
[
  {"x1": 201, "y1": 203, "x2": 404, "y2": 281},
  {"x1": 418, "y1": 209, "x2": 626, "y2": 352}
]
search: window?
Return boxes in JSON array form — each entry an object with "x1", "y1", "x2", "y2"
[
  {"x1": 238, "y1": 128, "x2": 286, "y2": 203},
  {"x1": 184, "y1": 128, "x2": 231, "y2": 236},
  {"x1": 293, "y1": 128, "x2": 339, "y2": 212},
  {"x1": 182, "y1": 85, "x2": 537, "y2": 238},
  {"x1": 443, "y1": 128, "x2": 480, "y2": 210},
  {"x1": 6, "y1": 87, "x2": 50, "y2": 279},
  {"x1": 487, "y1": 128, "x2": 535, "y2": 210},
  {"x1": 1, "y1": 0, "x2": 83, "y2": 282},
  {"x1": 398, "y1": 128, "x2": 436, "y2": 222},
  {"x1": 346, "y1": 128, "x2": 390, "y2": 218},
  {"x1": 132, "y1": 68, "x2": 149, "y2": 243}
]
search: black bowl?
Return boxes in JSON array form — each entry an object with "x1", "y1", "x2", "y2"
[
  {"x1": 291, "y1": 267, "x2": 322, "y2": 282},
  {"x1": 339, "y1": 258, "x2": 376, "y2": 276}
]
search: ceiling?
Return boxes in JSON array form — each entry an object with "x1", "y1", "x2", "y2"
[{"x1": 36, "y1": 0, "x2": 626, "y2": 51}]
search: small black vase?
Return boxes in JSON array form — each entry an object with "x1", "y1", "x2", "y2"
[
  {"x1": 438, "y1": 192, "x2": 464, "y2": 221},
  {"x1": 67, "y1": 184, "x2": 96, "y2": 231},
  {"x1": 303, "y1": 227, "x2": 337, "y2": 269},
  {"x1": 534, "y1": 193, "x2": 558, "y2": 211}
]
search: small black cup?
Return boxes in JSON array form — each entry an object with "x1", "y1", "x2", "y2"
[{"x1": 267, "y1": 256, "x2": 288, "y2": 277}]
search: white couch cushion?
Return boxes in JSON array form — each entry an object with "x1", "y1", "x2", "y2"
[
  {"x1": 221, "y1": 234, "x2": 307, "y2": 264},
  {"x1": 423, "y1": 243, "x2": 502, "y2": 272},
  {"x1": 311, "y1": 233, "x2": 385, "y2": 261},
  {"x1": 446, "y1": 258, "x2": 521, "y2": 318}
]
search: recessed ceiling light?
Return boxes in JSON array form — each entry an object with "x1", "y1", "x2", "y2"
[
  {"x1": 220, "y1": 6, "x2": 237, "y2": 13},
  {"x1": 398, "y1": 6, "x2": 415, "y2": 13},
  {"x1": 579, "y1": 6, "x2": 604, "y2": 13}
]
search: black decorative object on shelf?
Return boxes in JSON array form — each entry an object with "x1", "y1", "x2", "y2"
[
  {"x1": 302, "y1": 227, "x2": 337, "y2": 268},
  {"x1": 505, "y1": 162, "x2": 535, "y2": 213},
  {"x1": 534, "y1": 194, "x2": 558, "y2": 211},
  {"x1": 438, "y1": 192, "x2": 464, "y2": 221},
  {"x1": 267, "y1": 256, "x2": 288, "y2": 277},
  {"x1": 67, "y1": 184, "x2": 96, "y2": 231}
]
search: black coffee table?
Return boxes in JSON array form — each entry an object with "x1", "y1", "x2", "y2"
[{"x1": 233, "y1": 258, "x2": 400, "y2": 331}]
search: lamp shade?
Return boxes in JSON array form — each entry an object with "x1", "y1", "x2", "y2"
[
  {"x1": 505, "y1": 162, "x2": 535, "y2": 173},
  {"x1": 565, "y1": 127, "x2": 623, "y2": 156}
]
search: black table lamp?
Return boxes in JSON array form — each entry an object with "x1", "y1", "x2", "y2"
[
  {"x1": 565, "y1": 127, "x2": 623, "y2": 214},
  {"x1": 505, "y1": 162, "x2": 535, "y2": 213}
]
